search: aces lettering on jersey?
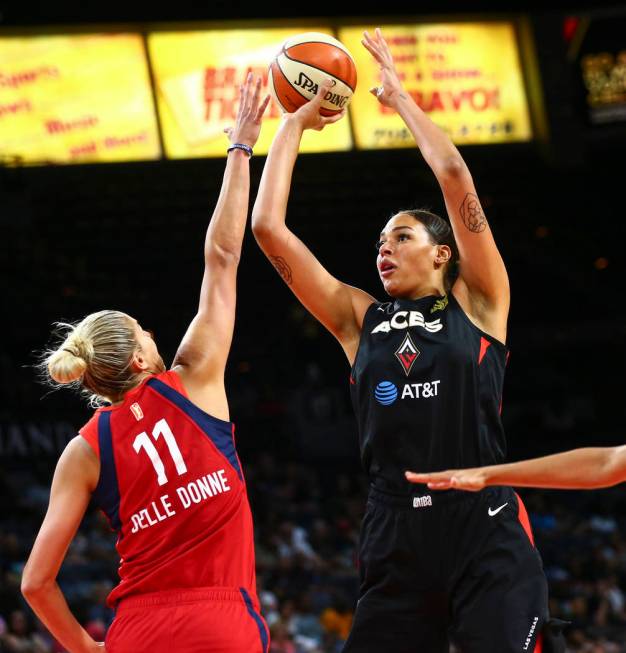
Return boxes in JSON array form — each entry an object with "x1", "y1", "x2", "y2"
[
  {"x1": 129, "y1": 417, "x2": 233, "y2": 534},
  {"x1": 371, "y1": 310, "x2": 443, "y2": 334}
]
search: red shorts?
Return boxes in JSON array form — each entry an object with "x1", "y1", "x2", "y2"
[{"x1": 106, "y1": 588, "x2": 269, "y2": 653}]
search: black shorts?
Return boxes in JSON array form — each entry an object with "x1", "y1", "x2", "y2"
[{"x1": 343, "y1": 485, "x2": 550, "y2": 653}]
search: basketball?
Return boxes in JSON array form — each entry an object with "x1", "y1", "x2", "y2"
[{"x1": 269, "y1": 32, "x2": 357, "y2": 116}]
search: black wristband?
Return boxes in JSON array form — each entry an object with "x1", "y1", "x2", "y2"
[{"x1": 227, "y1": 143, "x2": 253, "y2": 157}]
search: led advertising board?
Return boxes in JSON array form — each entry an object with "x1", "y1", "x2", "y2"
[
  {"x1": 148, "y1": 28, "x2": 353, "y2": 158},
  {"x1": 339, "y1": 22, "x2": 532, "y2": 148},
  {"x1": 0, "y1": 34, "x2": 161, "y2": 164}
]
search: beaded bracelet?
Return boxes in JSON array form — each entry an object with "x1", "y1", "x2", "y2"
[{"x1": 227, "y1": 143, "x2": 253, "y2": 157}]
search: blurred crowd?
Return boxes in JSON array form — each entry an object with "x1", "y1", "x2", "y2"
[{"x1": 2, "y1": 453, "x2": 626, "y2": 653}]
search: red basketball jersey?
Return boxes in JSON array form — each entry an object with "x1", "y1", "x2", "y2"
[{"x1": 80, "y1": 371, "x2": 258, "y2": 610}]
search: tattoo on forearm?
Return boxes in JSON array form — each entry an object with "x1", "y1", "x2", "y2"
[
  {"x1": 269, "y1": 255, "x2": 293, "y2": 285},
  {"x1": 460, "y1": 193, "x2": 487, "y2": 233},
  {"x1": 399, "y1": 93, "x2": 408, "y2": 100}
]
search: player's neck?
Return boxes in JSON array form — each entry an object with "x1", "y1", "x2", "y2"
[
  {"x1": 109, "y1": 372, "x2": 154, "y2": 406},
  {"x1": 398, "y1": 281, "x2": 446, "y2": 302}
]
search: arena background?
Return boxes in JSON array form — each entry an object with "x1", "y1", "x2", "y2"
[{"x1": 1, "y1": 1, "x2": 625, "y2": 651}]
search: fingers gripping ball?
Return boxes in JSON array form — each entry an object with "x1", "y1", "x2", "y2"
[{"x1": 269, "y1": 32, "x2": 357, "y2": 116}]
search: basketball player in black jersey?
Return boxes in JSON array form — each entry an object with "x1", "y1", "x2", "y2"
[{"x1": 252, "y1": 29, "x2": 565, "y2": 653}]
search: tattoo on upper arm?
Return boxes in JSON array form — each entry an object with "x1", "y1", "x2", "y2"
[
  {"x1": 269, "y1": 255, "x2": 293, "y2": 285},
  {"x1": 460, "y1": 193, "x2": 487, "y2": 233}
]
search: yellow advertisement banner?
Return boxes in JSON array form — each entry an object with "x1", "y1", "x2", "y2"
[
  {"x1": 148, "y1": 29, "x2": 353, "y2": 158},
  {"x1": 339, "y1": 22, "x2": 532, "y2": 147},
  {"x1": 0, "y1": 34, "x2": 160, "y2": 164}
]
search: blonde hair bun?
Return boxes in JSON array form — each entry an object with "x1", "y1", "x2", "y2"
[
  {"x1": 41, "y1": 311, "x2": 142, "y2": 404},
  {"x1": 47, "y1": 346, "x2": 88, "y2": 384}
]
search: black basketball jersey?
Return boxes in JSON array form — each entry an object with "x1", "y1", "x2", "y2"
[{"x1": 349, "y1": 292, "x2": 509, "y2": 493}]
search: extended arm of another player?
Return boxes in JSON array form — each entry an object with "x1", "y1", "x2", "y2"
[
  {"x1": 173, "y1": 76, "x2": 270, "y2": 389},
  {"x1": 251, "y1": 85, "x2": 374, "y2": 361},
  {"x1": 21, "y1": 437, "x2": 102, "y2": 653},
  {"x1": 405, "y1": 446, "x2": 626, "y2": 491},
  {"x1": 363, "y1": 30, "x2": 509, "y2": 322}
]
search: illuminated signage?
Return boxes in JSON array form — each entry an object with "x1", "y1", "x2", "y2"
[
  {"x1": 148, "y1": 29, "x2": 353, "y2": 158},
  {"x1": 0, "y1": 20, "x2": 537, "y2": 166},
  {"x1": 339, "y1": 22, "x2": 532, "y2": 147},
  {"x1": 576, "y1": 14, "x2": 626, "y2": 125},
  {"x1": 0, "y1": 34, "x2": 161, "y2": 164}
]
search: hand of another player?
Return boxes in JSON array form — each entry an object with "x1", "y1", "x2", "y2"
[
  {"x1": 224, "y1": 72, "x2": 271, "y2": 148},
  {"x1": 362, "y1": 28, "x2": 405, "y2": 108},
  {"x1": 405, "y1": 468, "x2": 487, "y2": 492},
  {"x1": 290, "y1": 79, "x2": 346, "y2": 131}
]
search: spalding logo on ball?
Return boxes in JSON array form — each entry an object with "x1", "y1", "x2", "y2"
[{"x1": 269, "y1": 32, "x2": 357, "y2": 116}]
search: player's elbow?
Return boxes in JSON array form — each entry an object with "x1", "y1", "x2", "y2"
[
  {"x1": 205, "y1": 241, "x2": 241, "y2": 268},
  {"x1": 251, "y1": 212, "x2": 273, "y2": 241},
  {"x1": 252, "y1": 215, "x2": 288, "y2": 250},
  {"x1": 437, "y1": 156, "x2": 470, "y2": 184},
  {"x1": 21, "y1": 572, "x2": 53, "y2": 601}
]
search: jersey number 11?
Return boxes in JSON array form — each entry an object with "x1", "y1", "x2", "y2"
[{"x1": 133, "y1": 418, "x2": 188, "y2": 486}]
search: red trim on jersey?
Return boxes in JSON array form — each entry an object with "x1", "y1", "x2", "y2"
[
  {"x1": 534, "y1": 633, "x2": 543, "y2": 653},
  {"x1": 515, "y1": 491, "x2": 535, "y2": 547},
  {"x1": 478, "y1": 336, "x2": 491, "y2": 365}
]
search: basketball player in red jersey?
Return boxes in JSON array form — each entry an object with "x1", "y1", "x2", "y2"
[
  {"x1": 19, "y1": 74, "x2": 292, "y2": 653},
  {"x1": 252, "y1": 29, "x2": 566, "y2": 653},
  {"x1": 406, "y1": 445, "x2": 626, "y2": 491}
]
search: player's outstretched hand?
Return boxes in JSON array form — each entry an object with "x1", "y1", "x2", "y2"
[
  {"x1": 291, "y1": 79, "x2": 346, "y2": 131},
  {"x1": 362, "y1": 27, "x2": 405, "y2": 108},
  {"x1": 224, "y1": 72, "x2": 271, "y2": 148},
  {"x1": 405, "y1": 468, "x2": 487, "y2": 492}
]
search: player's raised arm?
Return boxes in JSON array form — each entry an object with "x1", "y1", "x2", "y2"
[
  {"x1": 405, "y1": 446, "x2": 626, "y2": 491},
  {"x1": 362, "y1": 28, "x2": 510, "y2": 343},
  {"x1": 21, "y1": 437, "x2": 103, "y2": 653},
  {"x1": 251, "y1": 83, "x2": 375, "y2": 364},
  {"x1": 172, "y1": 74, "x2": 269, "y2": 415}
]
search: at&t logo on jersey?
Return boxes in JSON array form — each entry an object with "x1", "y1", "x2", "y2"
[
  {"x1": 374, "y1": 381, "x2": 398, "y2": 405},
  {"x1": 371, "y1": 310, "x2": 443, "y2": 335},
  {"x1": 374, "y1": 380, "x2": 441, "y2": 405}
]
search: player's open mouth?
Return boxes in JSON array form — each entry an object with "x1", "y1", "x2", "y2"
[{"x1": 379, "y1": 261, "x2": 397, "y2": 277}]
